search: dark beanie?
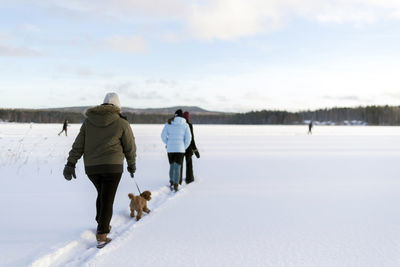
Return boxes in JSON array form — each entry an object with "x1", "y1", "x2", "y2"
[{"x1": 174, "y1": 109, "x2": 183, "y2": 117}]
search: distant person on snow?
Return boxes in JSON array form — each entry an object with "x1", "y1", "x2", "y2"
[
  {"x1": 308, "y1": 121, "x2": 313, "y2": 134},
  {"x1": 58, "y1": 119, "x2": 69, "y2": 136},
  {"x1": 161, "y1": 109, "x2": 191, "y2": 192},
  {"x1": 63, "y1": 92, "x2": 137, "y2": 249},
  {"x1": 179, "y1": 111, "x2": 200, "y2": 184}
]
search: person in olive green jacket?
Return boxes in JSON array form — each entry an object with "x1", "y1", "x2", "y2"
[{"x1": 63, "y1": 92, "x2": 136, "y2": 249}]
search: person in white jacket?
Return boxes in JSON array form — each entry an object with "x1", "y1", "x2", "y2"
[{"x1": 161, "y1": 109, "x2": 192, "y2": 191}]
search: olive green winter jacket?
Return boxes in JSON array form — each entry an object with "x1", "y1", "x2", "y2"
[{"x1": 67, "y1": 104, "x2": 136, "y2": 175}]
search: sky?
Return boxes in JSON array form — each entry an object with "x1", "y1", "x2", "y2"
[{"x1": 1, "y1": 0, "x2": 400, "y2": 112}]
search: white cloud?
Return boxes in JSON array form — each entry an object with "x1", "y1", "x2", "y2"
[
  {"x1": 56, "y1": 65, "x2": 114, "y2": 78},
  {"x1": 243, "y1": 91, "x2": 270, "y2": 101},
  {"x1": 385, "y1": 92, "x2": 400, "y2": 100},
  {"x1": 22, "y1": 24, "x2": 40, "y2": 32},
  {"x1": 0, "y1": 34, "x2": 10, "y2": 41},
  {"x1": 33, "y1": 0, "x2": 187, "y2": 18},
  {"x1": 188, "y1": 0, "x2": 283, "y2": 40},
  {"x1": 13, "y1": 0, "x2": 400, "y2": 40},
  {"x1": 2, "y1": 60, "x2": 399, "y2": 110},
  {"x1": 161, "y1": 32, "x2": 187, "y2": 43},
  {"x1": 322, "y1": 95, "x2": 361, "y2": 101},
  {"x1": 0, "y1": 44, "x2": 42, "y2": 57},
  {"x1": 0, "y1": 31, "x2": 42, "y2": 57},
  {"x1": 104, "y1": 35, "x2": 147, "y2": 54},
  {"x1": 186, "y1": 0, "x2": 400, "y2": 40},
  {"x1": 176, "y1": 58, "x2": 400, "y2": 111}
]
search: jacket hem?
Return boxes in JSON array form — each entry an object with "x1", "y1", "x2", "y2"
[{"x1": 85, "y1": 164, "x2": 123, "y2": 175}]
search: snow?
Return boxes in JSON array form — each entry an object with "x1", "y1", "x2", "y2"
[{"x1": 1, "y1": 124, "x2": 400, "y2": 267}]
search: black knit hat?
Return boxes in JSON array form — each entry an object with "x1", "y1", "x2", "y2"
[{"x1": 174, "y1": 109, "x2": 183, "y2": 117}]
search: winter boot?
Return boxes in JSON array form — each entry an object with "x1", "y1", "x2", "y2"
[
  {"x1": 185, "y1": 177, "x2": 194, "y2": 184},
  {"x1": 96, "y1": 233, "x2": 112, "y2": 249},
  {"x1": 173, "y1": 184, "x2": 179, "y2": 192}
]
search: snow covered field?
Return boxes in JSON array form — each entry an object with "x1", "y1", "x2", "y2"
[{"x1": 1, "y1": 123, "x2": 400, "y2": 267}]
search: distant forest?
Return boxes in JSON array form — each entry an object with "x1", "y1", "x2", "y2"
[{"x1": 1, "y1": 105, "x2": 400, "y2": 125}]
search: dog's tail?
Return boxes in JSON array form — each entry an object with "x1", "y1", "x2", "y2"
[{"x1": 128, "y1": 193, "x2": 135, "y2": 199}]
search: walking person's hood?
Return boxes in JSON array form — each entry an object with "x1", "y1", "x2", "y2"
[
  {"x1": 85, "y1": 105, "x2": 121, "y2": 127},
  {"x1": 171, "y1": 117, "x2": 187, "y2": 125}
]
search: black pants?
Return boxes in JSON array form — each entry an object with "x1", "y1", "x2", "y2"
[
  {"x1": 167, "y1": 153, "x2": 184, "y2": 165},
  {"x1": 88, "y1": 173, "x2": 122, "y2": 234},
  {"x1": 58, "y1": 128, "x2": 67, "y2": 136},
  {"x1": 180, "y1": 152, "x2": 194, "y2": 184}
]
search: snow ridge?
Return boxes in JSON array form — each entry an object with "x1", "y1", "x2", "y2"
[{"x1": 30, "y1": 185, "x2": 189, "y2": 267}]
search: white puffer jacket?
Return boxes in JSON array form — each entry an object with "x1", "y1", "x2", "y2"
[{"x1": 161, "y1": 117, "x2": 192, "y2": 153}]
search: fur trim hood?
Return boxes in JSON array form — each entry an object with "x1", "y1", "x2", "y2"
[
  {"x1": 171, "y1": 116, "x2": 187, "y2": 125},
  {"x1": 85, "y1": 104, "x2": 121, "y2": 127}
]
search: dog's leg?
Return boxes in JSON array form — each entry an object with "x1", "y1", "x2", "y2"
[
  {"x1": 136, "y1": 210, "x2": 142, "y2": 221},
  {"x1": 130, "y1": 209, "x2": 135, "y2": 218},
  {"x1": 143, "y1": 203, "x2": 151, "y2": 213}
]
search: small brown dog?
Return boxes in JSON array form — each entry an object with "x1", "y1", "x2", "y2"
[{"x1": 128, "y1": 191, "x2": 151, "y2": 221}]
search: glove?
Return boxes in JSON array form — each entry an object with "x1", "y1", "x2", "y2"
[
  {"x1": 127, "y1": 163, "x2": 136, "y2": 178},
  {"x1": 63, "y1": 163, "x2": 76, "y2": 181},
  {"x1": 194, "y1": 149, "x2": 200, "y2": 159}
]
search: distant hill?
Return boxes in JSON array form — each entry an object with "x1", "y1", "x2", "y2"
[
  {"x1": 43, "y1": 106, "x2": 223, "y2": 115},
  {"x1": 1, "y1": 105, "x2": 400, "y2": 125}
]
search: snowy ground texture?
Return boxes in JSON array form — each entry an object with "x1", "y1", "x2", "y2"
[{"x1": 1, "y1": 123, "x2": 400, "y2": 267}]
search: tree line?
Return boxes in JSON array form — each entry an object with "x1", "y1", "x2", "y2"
[{"x1": 1, "y1": 105, "x2": 400, "y2": 125}]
